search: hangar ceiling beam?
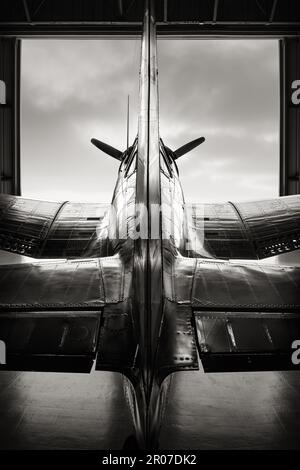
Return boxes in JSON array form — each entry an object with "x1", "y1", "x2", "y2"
[
  {"x1": 213, "y1": 0, "x2": 219, "y2": 23},
  {"x1": 22, "y1": 0, "x2": 31, "y2": 23},
  {"x1": 33, "y1": 1, "x2": 47, "y2": 19},
  {"x1": 163, "y1": 0, "x2": 168, "y2": 23},
  {"x1": 269, "y1": 0, "x2": 278, "y2": 23},
  {"x1": 1, "y1": 0, "x2": 300, "y2": 38}
]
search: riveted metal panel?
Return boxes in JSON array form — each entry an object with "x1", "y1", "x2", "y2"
[
  {"x1": 194, "y1": 310, "x2": 300, "y2": 372},
  {"x1": 156, "y1": 301, "x2": 199, "y2": 382},
  {"x1": 0, "y1": 195, "x2": 112, "y2": 258},
  {"x1": 0, "y1": 310, "x2": 101, "y2": 372},
  {"x1": 96, "y1": 301, "x2": 138, "y2": 376},
  {"x1": 184, "y1": 202, "x2": 256, "y2": 259},
  {"x1": 184, "y1": 197, "x2": 300, "y2": 260},
  {"x1": 0, "y1": 259, "x2": 105, "y2": 309},
  {"x1": 190, "y1": 259, "x2": 300, "y2": 310}
]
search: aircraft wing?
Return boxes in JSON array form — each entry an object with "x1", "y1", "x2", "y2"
[
  {"x1": 0, "y1": 256, "x2": 132, "y2": 373},
  {"x1": 170, "y1": 257, "x2": 300, "y2": 373},
  {"x1": 186, "y1": 195, "x2": 300, "y2": 259},
  {"x1": 0, "y1": 194, "x2": 111, "y2": 259}
]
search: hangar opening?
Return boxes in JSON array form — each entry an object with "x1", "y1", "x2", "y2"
[{"x1": 20, "y1": 38, "x2": 279, "y2": 204}]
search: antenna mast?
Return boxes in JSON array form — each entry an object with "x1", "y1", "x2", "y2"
[{"x1": 126, "y1": 94, "x2": 130, "y2": 149}]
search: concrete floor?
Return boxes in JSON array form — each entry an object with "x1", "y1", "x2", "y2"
[
  {"x1": 0, "y1": 369, "x2": 300, "y2": 449},
  {"x1": 162, "y1": 370, "x2": 300, "y2": 449}
]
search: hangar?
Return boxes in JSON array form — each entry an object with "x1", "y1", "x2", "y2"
[{"x1": 1, "y1": 0, "x2": 300, "y2": 450}]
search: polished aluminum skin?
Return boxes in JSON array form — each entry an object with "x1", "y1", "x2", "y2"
[{"x1": 0, "y1": 0, "x2": 300, "y2": 449}]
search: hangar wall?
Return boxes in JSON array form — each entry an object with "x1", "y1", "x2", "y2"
[
  {"x1": 0, "y1": 38, "x2": 21, "y2": 195},
  {"x1": 280, "y1": 38, "x2": 300, "y2": 196}
]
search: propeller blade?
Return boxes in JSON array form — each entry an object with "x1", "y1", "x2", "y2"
[
  {"x1": 173, "y1": 137, "x2": 205, "y2": 159},
  {"x1": 91, "y1": 138, "x2": 123, "y2": 161}
]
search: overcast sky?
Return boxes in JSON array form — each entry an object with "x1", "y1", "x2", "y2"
[{"x1": 21, "y1": 38, "x2": 279, "y2": 203}]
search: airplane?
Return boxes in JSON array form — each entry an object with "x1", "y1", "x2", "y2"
[{"x1": 0, "y1": 0, "x2": 300, "y2": 450}]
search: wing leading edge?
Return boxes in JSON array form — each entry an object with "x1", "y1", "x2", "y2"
[
  {"x1": 185, "y1": 195, "x2": 300, "y2": 259},
  {"x1": 0, "y1": 194, "x2": 111, "y2": 259}
]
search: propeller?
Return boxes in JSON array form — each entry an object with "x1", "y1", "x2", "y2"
[
  {"x1": 173, "y1": 136, "x2": 205, "y2": 160},
  {"x1": 91, "y1": 138, "x2": 123, "y2": 161}
]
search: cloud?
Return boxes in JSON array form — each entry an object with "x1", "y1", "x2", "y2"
[
  {"x1": 21, "y1": 37, "x2": 278, "y2": 204},
  {"x1": 21, "y1": 39, "x2": 141, "y2": 202},
  {"x1": 157, "y1": 39, "x2": 279, "y2": 202}
]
